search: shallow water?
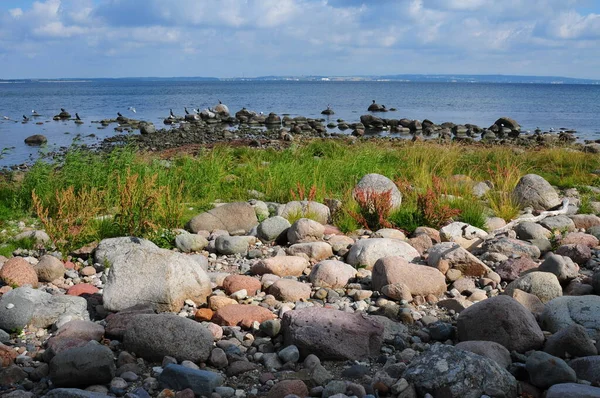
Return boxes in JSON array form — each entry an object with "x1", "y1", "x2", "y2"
[{"x1": 1, "y1": 80, "x2": 599, "y2": 166}]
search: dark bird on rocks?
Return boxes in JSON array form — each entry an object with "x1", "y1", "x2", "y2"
[
  {"x1": 32, "y1": 110, "x2": 40, "y2": 117},
  {"x1": 22, "y1": 115, "x2": 29, "y2": 122},
  {"x1": 169, "y1": 109, "x2": 175, "y2": 118},
  {"x1": 76, "y1": 113, "x2": 81, "y2": 120},
  {"x1": 61, "y1": 108, "x2": 66, "y2": 113},
  {"x1": 185, "y1": 107, "x2": 190, "y2": 115},
  {"x1": 117, "y1": 112, "x2": 123, "y2": 117}
]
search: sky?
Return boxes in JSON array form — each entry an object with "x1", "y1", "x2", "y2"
[{"x1": 0, "y1": 0, "x2": 599, "y2": 79}]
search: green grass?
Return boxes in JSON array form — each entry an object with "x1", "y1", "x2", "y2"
[{"x1": 1, "y1": 139, "x2": 599, "y2": 251}]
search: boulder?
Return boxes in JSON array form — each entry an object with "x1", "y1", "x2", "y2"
[
  {"x1": 495, "y1": 257, "x2": 538, "y2": 282},
  {"x1": 440, "y1": 222, "x2": 488, "y2": 241},
  {"x1": 544, "y1": 324, "x2": 598, "y2": 358},
  {"x1": 123, "y1": 314, "x2": 213, "y2": 362},
  {"x1": 512, "y1": 174, "x2": 561, "y2": 210},
  {"x1": 525, "y1": 351, "x2": 576, "y2": 389},
  {"x1": 454, "y1": 341, "x2": 512, "y2": 369},
  {"x1": 481, "y1": 237, "x2": 541, "y2": 259},
  {"x1": 24, "y1": 134, "x2": 47, "y2": 145},
  {"x1": 104, "y1": 304, "x2": 155, "y2": 339},
  {"x1": 102, "y1": 245, "x2": 211, "y2": 312},
  {"x1": 215, "y1": 235, "x2": 251, "y2": 255},
  {"x1": 0, "y1": 286, "x2": 88, "y2": 332},
  {"x1": 0, "y1": 257, "x2": 38, "y2": 288},
  {"x1": 287, "y1": 218, "x2": 324, "y2": 244},
  {"x1": 212, "y1": 304, "x2": 276, "y2": 327},
  {"x1": 175, "y1": 234, "x2": 208, "y2": 253},
  {"x1": 269, "y1": 279, "x2": 311, "y2": 302},
  {"x1": 514, "y1": 222, "x2": 552, "y2": 240},
  {"x1": 427, "y1": 242, "x2": 490, "y2": 277},
  {"x1": 34, "y1": 255, "x2": 65, "y2": 282},
  {"x1": 457, "y1": 295, "x2": 544, "y2": 352},
  {"x1": 278, "y1": 201, "x2": 330, "y2": 225},
  {"x1": 542, "y1": 296, "x2": 600, "y2": 340},
  {"x1": 257, "y1": 217, "x2": 291, "y2": 242},
  {"x1": 371, "y1": 256, "x2": 446, "y2": 297},
  {"x1": 569, "y1": 356, "x2": 600, "y2": 384},
  {"x1": 94, "y1": 237, "x2": 158, "y2": 266},
  {"x1": 287, "y1": 242, "x2": 333, "y2": 262},
  {"x1": 346, "y1": 238, "x2": 420, "y2": 270},
  {"x1": 538, "y1": 253, "x2": 579, "y2": 283},
  {"x1": 309, "y1": 260, "x2": 356, "y2": 289},
  {"x1": 266, "y1": 380, "x2": 309, "y2": 398},
  {"x1": 508, "y1": 289, "x2": 545, "y2": 317},
  {"x1": 546, "y1": 383, "x2": 600, "y2": 398},
  {"x1": 222, "y1": 275, "x2": 261, "y2": 296},
  {"x1": 282, "y1": 307, "x2": 383, "y2": 360},
  {"x1": 251, "y1": 256, "x2": 309, "y2": 277},
  {"x1": 353, "y1": 174, "x2": 402, "y2": 210},
  {"x1": 561, "y1": 232, "x2": 599, "y2": 248},
  {"x1": 539, "y1": 216, "x2": 576, "y2": 232},
  {"x1": 187, "y1": 202, "x2": 258, "y2": 234},
  {"x1": 403, "y1": 344, "x2": 518, "y2": 398},
  {"x1": 504, "y1": 272, "x2": 563, "y2": 303},
  {"x1": 158, "y1": 364, "x2": 223, "y2": 397},
  {"x1": 49, "y1": 341, "x2": 115, "y2": 387},
  {"x1": 571, "y1": 214, "x2": 600, "y2": 230},
  {"x1": 555, "y1": 244, "x2": 591, "y2": 266}
]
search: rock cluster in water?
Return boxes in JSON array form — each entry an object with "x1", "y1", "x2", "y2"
[{"x1": 2, "y1": 174, "x2": 600, "y2": 397}]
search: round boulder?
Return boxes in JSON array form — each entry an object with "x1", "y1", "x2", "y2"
[
  {"x1": 309, "y1": 260, "x2": 356, "y2": 289},
  {"x1": 353, "y1": 174, "x2": 402, "y2": 210},
  {"x1": 34, "y1": 255, "x2": 65, "y2": 282},
  {"x1": 346, "y1": 238, "x2": 420, "y2": 270},
  {"x1": 457, "y1": 295, "x2": 545, "y2": 352},
  {"x1": 512, "y1": 174, "x2": 561, "y2": 210},
  {"x1": 371, "y1": 256, "x2": 446, "y2": 297},
  {"x1": 0, "y1": 257, "x2": 38, "y2": 288},
  {"x1": 504, "y1": 271, "x2": 563, "y2": 303}
]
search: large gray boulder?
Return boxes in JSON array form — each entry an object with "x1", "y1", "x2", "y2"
[
  {"x1": 187, "y1": 202, "x2": 258, "y2": 234},
  {"x1": 457, "y1": 295, "x2": 544, "y2": 352},
  {"x1": 94, "y1": 237, "x2": 158, "y2": 266},
  {"x1": 49, "y1": 341, "x2": 115, "y2": 387},
  {"x1": 0, "y1": 287, "x2": 88, "y2": 332},
  {"x1": 481, "y1": 237, "x2": 541, "y2": 259},
  {"x1": 34, "y1": 255, "x2": 65, "y2": 282},
  {"x1": 404, "y1": 344, "x2": 518, "y2": 398},
  {"x1": 257, "y1": 216, "x2": 290, "y2": 241},
  {"x1": 124, "y1": 314, "x2": 213, "y2": 362},
  {"x1": 346, "y1": 238, "x2": 420, "y2": 270},
  {"x1": 282, "y1": 307, "x2": 383, "y2": 360},
  {"x1": 102, "y1": 245, "x2": 211, "y2": 312},
  {"x1": 513, "y1": 174, "x2": 561, "y2": 210},
  {"x1": 542, "y1": 296, "x2": 600, "y2": 340},
  {"x1": 427, "y1": 242, "x2": 491, "y2": 277},
  {"x1": 455, "y1": 341, "x2": 512, "y2": 369},
  {"x1": 353, "y1": 174, "x2": 402, "y2": 210}
]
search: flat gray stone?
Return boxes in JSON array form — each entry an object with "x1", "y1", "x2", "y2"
[{"x1": 158, "y1": 364, "x2": 223, "y2": 396}]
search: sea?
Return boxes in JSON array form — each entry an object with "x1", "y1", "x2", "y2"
[{"x1": 1, "y1": 80, "x2": 600, "y2": 167}]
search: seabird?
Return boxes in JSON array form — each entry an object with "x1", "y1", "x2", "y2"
[
  {"x1": 169, "y1": 109, "x2": 175, "y2": 118},
  {"x1": 128, "y1": 107, "x2": 136, "y2": 113},
  {"x1": 76, "y1": 113, "x2": 81, "y2": 121},
  {"x1": 549, "y1": 127, "x2": 555, "y2": 132},
  {"x1": 2, "y1": 116, "x2": 9, "y2": 120},
  {"x1": 32, "y1": 110, "x2": 40, "y2": 117},
  {"x1": 185, "y1": 107, "x2": 190, "y2": 115},
  {"x1": 218, "y1": 100, "x2": 222, "y2": 104},
  {"x1": 61, "y1": 108, "x2": 66, "y2": 113},
  {"x1": 22, "y1": 115, "x2": 29, "y2": 122},
  {"x1": 117, "y1": 112, "x2": 123, "y2": 117}
]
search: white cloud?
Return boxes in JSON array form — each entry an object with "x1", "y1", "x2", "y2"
[{"x1": 0, "y1": 0, "x2": 599, "y2": 78}]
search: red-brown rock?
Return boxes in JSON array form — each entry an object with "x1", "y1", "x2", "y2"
[
  {"x1": 212, "y1": 304, "x2": 275, "y2": 327},
  {"x1": 0, "y1": 257, "x2": 38, "y2": 287},
  {"x1": 495, "y1": 257, "x2": 538, "y2": 282},
  {"x1": 267, "y1": 380, "x2": 309, "y2": 398},
  {"x1": 561, "y1": 232, "x2": 599, "y2": 248},
  {"x1": 0, "y1": 343, "x2": 17, "y2": 367},
  {"x1": 194, "y1": 308, "x2": 214, "y2": 322},
  {"x1": 222, "y1": 275, "x2": 261, "y2": 296},
  {"x1": 67, "y1": 283, "x2": 99, "y2": 296}
]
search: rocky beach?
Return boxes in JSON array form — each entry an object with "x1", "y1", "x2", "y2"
[{"x1": 3, "y1": 167, "x2": 600, "y2": 398}]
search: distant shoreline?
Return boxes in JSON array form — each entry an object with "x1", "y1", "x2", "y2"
[{"x1": 1, "y1": 74, "x2": 599, "y2": 85}]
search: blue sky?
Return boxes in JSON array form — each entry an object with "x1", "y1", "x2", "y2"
[{"x1": 0, "y1": 0, "x2": 599, "y2": 79}]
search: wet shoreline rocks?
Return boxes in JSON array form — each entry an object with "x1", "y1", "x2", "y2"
[{"x1": 4, "y1": 174, "x2": 600, "y2": 397}]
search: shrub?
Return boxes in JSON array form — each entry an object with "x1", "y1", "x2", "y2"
[
  {"x1": 388, "y1": 206, "x2": 423, "y2": 234},
  {"x1": 349, "y1": 188, "x2": 393, "y2": 231},
  {"x1": 32, "y1": 186, "x2": 102, "y2": 253},
  {"x1": 485, "y1": 164, "x2": 522, "y2": 221},
  {"x1": 417, "y1": 188, "x2": 461, "y2": 230},
  {"x1": 451, "y1": 199, "x2": 487, "y2": 230}
]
